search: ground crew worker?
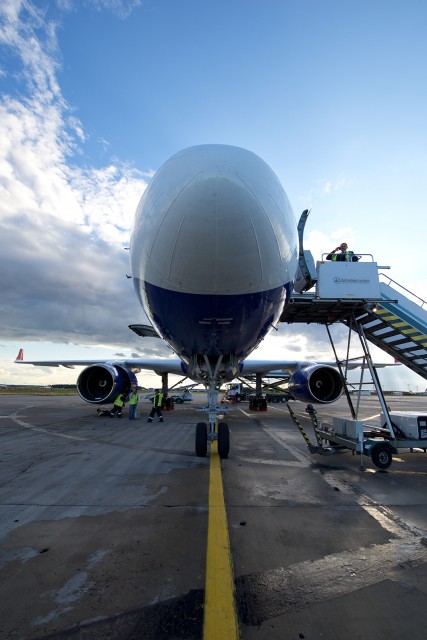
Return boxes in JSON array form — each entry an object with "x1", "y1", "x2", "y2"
[
  {"x1": 128, "y1": 384, "x2": 139, "y2": 420},
  {"x1": 147, "y1": 389, "x2": 164, "y2": 422},
  {"x1": 110, "y1": 391, "x2": 126, "y2": 418},
  {"x1": 326, "y1": 242, "x2": 359, "y2": 262}
]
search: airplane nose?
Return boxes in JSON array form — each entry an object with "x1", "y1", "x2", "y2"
[
  {"x1": 132, "y1": 144, "x2": 297, "y2": 296},
  {"x1": 130, "y1": 145, "x2": 298, "y2": 360}
]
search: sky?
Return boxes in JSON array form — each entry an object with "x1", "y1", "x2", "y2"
[{"x1": 1, "y1": 0, "x2": 426, "y2": 392}]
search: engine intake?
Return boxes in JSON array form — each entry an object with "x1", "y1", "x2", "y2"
[
  {"x1": 288, "y1": 365, "x2": 342, "y2": 404},
  {"x1": 77, "y1": 363, "x2": 137, "y2": 404}
]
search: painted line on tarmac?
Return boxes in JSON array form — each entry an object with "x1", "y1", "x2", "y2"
[
  {"x1": 383, "y1": 469, "x2": 427, "y2": 476},
  {"x1": 240, "y1": 408, "x2": 310, "y2": 466},
  {"x1": 11, "y1": 415, "x2": 88, "y2": 442},
  {"x1": 203, "y1": 440, "x2": 239, "y2": 639}
]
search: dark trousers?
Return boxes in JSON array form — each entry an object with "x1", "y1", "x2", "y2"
[{"x1": 148, "y1": 406, "x2": 163, "y2": 420}]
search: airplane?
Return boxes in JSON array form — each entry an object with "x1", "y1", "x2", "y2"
[{"x1": 15, "y1": 144, "x2": 364, "y2": 457}]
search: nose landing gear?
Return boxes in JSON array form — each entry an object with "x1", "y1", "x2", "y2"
[{"x1": 194, "y1": 357, "x2": 231, "y2": 459}]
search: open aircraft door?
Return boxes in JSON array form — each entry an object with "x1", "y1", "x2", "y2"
[{"x1": 293, "y1": 209, "x2": 317, "y2": 294}]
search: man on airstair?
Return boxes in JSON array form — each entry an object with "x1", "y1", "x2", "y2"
[{"x1": 326, "y1": 242, "x2": 359, "y2": 262}]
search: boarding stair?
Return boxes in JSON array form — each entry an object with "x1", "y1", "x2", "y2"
[
  {"x1": 344, "y1": 275, "x2": 427, "y2": 380},
  {"x1": 280, "y1": 259, "x2": 427, "y2": 382}
]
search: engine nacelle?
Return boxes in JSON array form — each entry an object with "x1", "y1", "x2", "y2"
[
  {"x1": 288, "y1": 365, "x2": 342, "y2": 404},
  {"x1": 77, "y1": 363, "x2": 137, "y2": 404}
]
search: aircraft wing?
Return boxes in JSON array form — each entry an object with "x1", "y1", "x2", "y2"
[
  {"x1": 14, "y1": 348, "x2": 399, "y2": 410},
  {"x1": 237, "y1": 358, "x2": 401, "y2": 405},
  {"x1": 113, "y1": 358, "x2": 185, "y2": 375},
  {"x1": 14, "y1": 350, "x2": 185, "y2": 375},
  {"x1": 240, "y1": 359, "x2": 399, "y2": 375},
  {"x1": 15, "y1": 349, "x2": 398, "y2": 376}
]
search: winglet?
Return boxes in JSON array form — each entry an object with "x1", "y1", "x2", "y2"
[{"x1": 16, "y1": 348, "x2": 24, "y2": 361}]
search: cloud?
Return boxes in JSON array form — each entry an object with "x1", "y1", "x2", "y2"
[
  {"x1": 317, "y1": 177, "x2": 347, "y2": 195},
  {"x1": 0, "y1": 1, "x2": 61, "y2": 99},
  {"x1": 304, "y1": 176, "x2": 348, "y2": 209},
  {"x1": 0, "y1": 2, "x2": 154, "y2": 353},
  {"x1": 86, "y1": 0, "x2": 143, "y2": 20}
]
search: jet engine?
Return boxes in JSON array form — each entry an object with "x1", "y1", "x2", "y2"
[
  {"x1": 288, "y1": 365, "x2": 342, "y2": 404},
  {"x1": 77, "y1": 363, "x2": 137, "y2": 404}
]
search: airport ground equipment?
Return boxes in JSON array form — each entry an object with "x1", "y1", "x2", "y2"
[
  {"x1": 346, "y1": 276, "x2": 427, "y2": 380},
  {"x1": 280, "y1": 258, "x2": 427, "y2": 383},
  {"x1": 279, "y1": 213, "x2": 427, "y2": 468},
  {"x1": 170, "y1": 390, "x2": 193, "y2": 403},
  {"x1": 224, "y1": 381, "x2": 288, "y2": 404},
  {"x1": 287, "y1": 402, "x2": 427, "y2": 470},
  {"x1": 313, "y1": 410, "x2": 427, "y2": 470},
  {"x1": 284, "y1": 401, "x2": 323, "y2": 453},
  {"x1": 280, "y1": 255, "x2": 426, "y2": 414},
  {"x1": 294, "y1": 314, "x2": 427, "y2": 469}
]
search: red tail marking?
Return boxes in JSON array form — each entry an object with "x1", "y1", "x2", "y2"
[{"x1": 16, "y1": 349, "x2": 24, "y2": 361}]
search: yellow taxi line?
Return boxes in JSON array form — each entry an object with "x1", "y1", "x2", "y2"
[{"x1": 203, "y1": 440, "x2": 239, "y2": 639}]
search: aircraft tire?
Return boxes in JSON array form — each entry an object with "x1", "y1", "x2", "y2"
[
  {"x1": 218, "y1": 422, "x2": 230, "y2": 459},
  {"x1": 195, "y1": 422, "x2": 208, "y2": 457},
  {"x1": 371, "y1": 443, "x2": 393, "y2": 470}
]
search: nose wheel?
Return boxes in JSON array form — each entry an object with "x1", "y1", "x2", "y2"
[
  {"x1": 195, "y1": 421, "x2": 230, "y2": 459},
  {"x1": 195, "y1": 359, "x2": 231, "y2": 458},
  {"x1": 195, "y1": 422, "x2": 208, "y2": 457},
  {"x1": 217, "y1": 422, "x2": 230, "y2": 459}
]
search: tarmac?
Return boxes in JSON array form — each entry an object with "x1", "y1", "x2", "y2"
[{"x1": 1, "y1": 392, "x2": 427, "y2": 639}]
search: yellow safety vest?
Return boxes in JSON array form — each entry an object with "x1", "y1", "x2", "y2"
[
  {"x1": 114, "y1": 393, "x2": 125, "y2": 407},
  {"x1": 153, "y1": 392, "x2": 163, "y2": 407},
  {"x1": 332, "y1": 251, "x2": 354, "y2": 262},
  {"x1": 129, "y1": 392, "x2": 138, "y2": 405}
]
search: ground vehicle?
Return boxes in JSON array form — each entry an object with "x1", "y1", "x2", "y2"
[
  {"x1": 170, "y1": 390, "x2": 193, "y2": 403},
  {"x1": 264, "y1": 390, "x2": 289, "y2": 403},
  {"x1": 145, "y1": 390, "x2": 193, "y2": 404},
  {"x1": 224, "y1": 383, "x2": 288, "y2": 403},
  {"x1": 224, "y1": 383, "x2": 249, "y2": 402},
  {"x1": 314, "y1": 412, "x2": 427, "y2": 470}
]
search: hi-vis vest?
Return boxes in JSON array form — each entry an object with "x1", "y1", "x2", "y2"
[
  {"x1": 114, "y1": 393, "x2": 125, "y2": 407},
  {"x1": 332, "y1": 251, "x2": 354, "y2": 261},
  {"x1": 153, "y1": 392, "x2": 163, "y2": 407},
  {"x1": 129, "y1": 392, "x2": 138, "y2": 405}
]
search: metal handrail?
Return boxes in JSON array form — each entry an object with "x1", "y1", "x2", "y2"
[
  {"x1": 379, "y1": 273, "x2": 427, "y2": 310},
  {"x1": 320, "y1": 252, "x2": 374, "y2": 262}
]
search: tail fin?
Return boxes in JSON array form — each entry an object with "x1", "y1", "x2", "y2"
[{"x1": 16, "y1": 349, "x2": 24, "y2": 361}]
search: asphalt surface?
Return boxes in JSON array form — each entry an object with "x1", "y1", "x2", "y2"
[{"x1": 1, "y1": 393, "x2": 427, "y2": 639}]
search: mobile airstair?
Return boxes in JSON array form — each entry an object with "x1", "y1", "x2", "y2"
[
  {"x1": 281, "y1": 256, "x2": 427, "y2": 382},
  {"x1": 279, "y1": 216, "x2": 427, "y2": 468},
  {"x1": 287, "y1": 210, "x2": 427, "y2": 381},
  {"x1": 346, "y1": 276, "x2": 427, "y2": 380}
]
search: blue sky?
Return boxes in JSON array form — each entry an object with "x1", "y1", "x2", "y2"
[{"x1": 0, "y1": 0, "x2": 426, "y2": 391}]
